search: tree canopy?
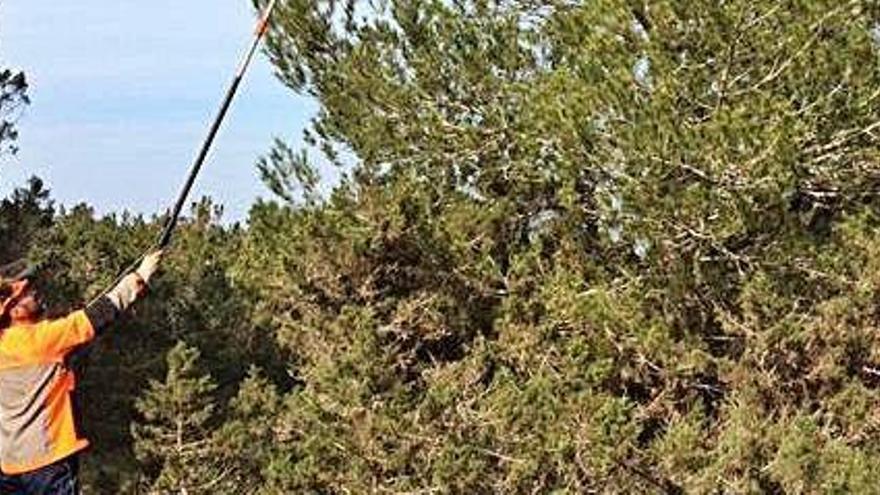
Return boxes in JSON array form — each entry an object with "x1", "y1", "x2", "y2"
[
  {"x1": 0, "y1": 67, "x2": 28, "y2": 156},
  {"x1": 5, "y1": 0, "x2": 880, "y2": 493}
]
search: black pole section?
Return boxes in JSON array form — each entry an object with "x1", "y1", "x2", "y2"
[
  {"x1": 158, "y1": 76, "x2": 243, "y2": 248},
  {"x1": 158, "y1": 0, "x2": 277, "y2": 248}
]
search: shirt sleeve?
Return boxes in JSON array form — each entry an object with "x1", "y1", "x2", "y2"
[
  {"x1": 83, "y1": 296, "x2": 120, "y2": 335},
  {"x1": 30, "y1": 310, "x2": 96, "y2": 360}
]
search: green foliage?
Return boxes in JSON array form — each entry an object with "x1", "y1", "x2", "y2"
[
  {"x1": 5, "y1": 0, "x2": 880, "y2": 492},
  {"x1": 257, "y1": 138, "x2": 321, "y2": 205},
  {"x1": 0, "y1": 68, "x2": 29, "y2": 156},
  {"x1": 214, "y1": 366, "x2": 282, "y2": 489},
  {"x1": 242, "y1": 0, "x2": 880, "y2": 492},
  {"x1": 0, "y1": 177, "x2": 53, "y2": 263},
  {"x1": 0, "y1": 193, "x2": 284, "y2": 492},
  {"x1": 132, "y1": 341, "x2": 225, "y2": 493}
]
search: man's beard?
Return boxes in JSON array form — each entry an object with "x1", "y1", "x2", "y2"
[{"x1": 15, "y1": 300, "x2": 45, "y2": 321}]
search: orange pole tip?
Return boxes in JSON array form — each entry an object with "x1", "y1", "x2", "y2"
[{"x1": 255, "y1": 14, "x2": 271, "y2": 35}]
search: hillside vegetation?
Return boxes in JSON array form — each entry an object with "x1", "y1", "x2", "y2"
[{"x1": 4, "y1": 0, "x2": 880, "y2": 493}]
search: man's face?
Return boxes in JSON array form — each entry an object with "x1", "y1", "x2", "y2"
[{"x1": 10, "y1": 284, "x2": 42, "y2": 321}]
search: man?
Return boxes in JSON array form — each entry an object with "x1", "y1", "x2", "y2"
[{"x1": 0, "y1": 251, "x2": 163, "y2": 494}]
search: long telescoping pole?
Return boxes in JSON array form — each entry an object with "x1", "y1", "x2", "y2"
[{"x1": 157, "y1": 0, "x2": 278, "y2": 248}]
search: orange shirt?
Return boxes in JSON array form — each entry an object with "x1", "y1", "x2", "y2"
[{"x1": 0, "y1": 311, "x2": 95, "y2": 474}]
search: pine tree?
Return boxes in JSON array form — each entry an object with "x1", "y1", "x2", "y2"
[
  {"x1": 236, "y1": 0, "x2": 880, "y2": 491},
  {"x1": 0, "y1": 177, "x2": 54, "y2": 263},
  {"x1": 213, "y1": 366, "x2": 281, "y2": 490},
  {"x1": 132, "y1": 341, "x2": 225, "y2": 494},
  {"x1": 0, "y1": 67, "x2": 29, "y2": 156}
]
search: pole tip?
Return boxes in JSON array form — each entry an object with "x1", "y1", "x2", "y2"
[{"x1": 255, "y1": 0, "x2": 277, "y2": 36}]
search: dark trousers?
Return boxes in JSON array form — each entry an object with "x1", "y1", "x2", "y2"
[{"x1": 0, "y1": 456, "x2": 79, "y2": 495}]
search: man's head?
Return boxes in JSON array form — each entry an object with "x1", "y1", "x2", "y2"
[
  {"x1": 0, "y1": 261, "x2": 43, "y2": 327},
  {"x1": 7, "y1": 280, "x2": 41, "y2": 322}
]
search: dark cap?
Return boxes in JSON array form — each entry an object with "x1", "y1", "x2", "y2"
[
  {"x1": 0, "y1": 260, "x2": 38, "y2": 298},
  {"x1": 0, "y1": 259, "x2": 37, "y2": 282}
]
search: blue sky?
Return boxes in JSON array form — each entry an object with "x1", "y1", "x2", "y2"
[{"x1": 0, "y1": 1, "x2": 320, "y2": 222}]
